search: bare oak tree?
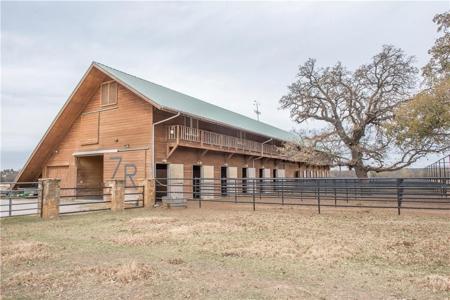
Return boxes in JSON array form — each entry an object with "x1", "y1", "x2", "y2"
[{"x1": 280, "y1": 45, "x2": 439, "y2": 178}]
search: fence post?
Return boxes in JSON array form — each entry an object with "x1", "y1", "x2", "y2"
[
  {"x1": 281, "y1": 178, "x2": 284, "y2": 205},
  {"x1": 8, "y1": 197, "x2": 12, "y2": 216},
  {"x1": 40, "y1": 178, "x2": 60, "y2": 220},
  {"x1": 317, "y1": 179, "x2": 321, "y2": 214},
  {"x1": 235, "y1": 178, "x2": 237, "y2": 203},
  {"x1": 198, "y1": 179, "x2": 202, "y2": 208},
  {"x1": 143, "y1": 179, "x2": 155, "y2": 208},
  {"x1": 300, "y1": 179, "x2": 303, "y2": 201},
  {"x1": 252, "y1": 179, "x2": 256, "y2": 211},
  {"x1": 345, "y1": 179, "x2": 349, "y2": 203},
  {"x1": 396, "y1": 178, "x2": 403, "y2": 215},
  {"x1": 259, "y1": 178, "x2": 262, "y2": 200},
  {"x1": 109, "y1": 180, "x2": 125, "y2": 212},
  {"x1": 334, "y1": 179, "x2": 337, "y2": 207}
]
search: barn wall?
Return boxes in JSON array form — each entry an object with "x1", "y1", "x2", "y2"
[
  {"x1": 155, "y1": 146, "x2": 329, "y2": 196},
  {"x1": 43, "y1": 82, "x2": 153, "y2": 188},
  {"x1": 42, "y1": 81, "x2": 328, "y2": 190}
]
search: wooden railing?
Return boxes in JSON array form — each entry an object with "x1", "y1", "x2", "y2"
[{"x1": 167, "y1": 125, "x2": 282, "y2": 157}]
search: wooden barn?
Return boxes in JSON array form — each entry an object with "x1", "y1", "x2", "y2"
[{"x1": 16, "y1": 62, "x2": 329, "y2": 199}]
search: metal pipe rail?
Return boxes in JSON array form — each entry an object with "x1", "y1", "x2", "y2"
[
  {"x1": 155, "y1": 177, "x2": 450, "y2": 214},
  {"x1": 0, "y1": 182, "x2": 41, "y2": 218},
  {"x1": 58, "y1": 187, "x2": 112, "y2": 215},
  {"x1": 425, "y1": 155, "x2": 450, "y2": 184},
  {"x1": 124, "y1": 186, "x2": 144, "y2": 209}
]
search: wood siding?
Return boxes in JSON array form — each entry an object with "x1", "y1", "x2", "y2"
[
  {"x1": 32, "y1": 72, "x2": 328, "y2": 190},
  {"x1": 43, "y1": 82, "x2": 153, "y2": 187}
]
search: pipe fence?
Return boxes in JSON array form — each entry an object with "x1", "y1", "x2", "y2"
[
  {"x1": 124, "y1": 185, "x2": 145, "y2": 209},
  {"x1": 0, "y1": 182, "x2": 41, "y2": 217},
  {"x1": 426, "y1": 155, "x2": 450, "y2": 184},
  {"x1": 59, "y1": 186, "x2": 112, "y2": 215},
  {"x1": 156, "y1": 177, "x2": 450, "y2": 214}
]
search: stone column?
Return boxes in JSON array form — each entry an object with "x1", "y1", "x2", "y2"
[
  {"x1": 109, "y1": 180, "x2": 125, "y2": 212},
  {"x1": 143, "y1": 179, "x2": 156, "y2": 208},
  {"x1": 39, "y1": 178, "x2": 60, "y2": 220}
]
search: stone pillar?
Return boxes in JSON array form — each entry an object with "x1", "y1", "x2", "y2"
[
  {"x1": 39, "y1": 178, "x2": 60, "y2": 220},
  {"x1": 109, "y1": 180, "x2": 125, "y2": 212},
  {"x1": 143, "y1": 179, "x2": 156, "y2": 208}
]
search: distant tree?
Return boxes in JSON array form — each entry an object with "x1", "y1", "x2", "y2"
[
  {"x1": 391, "y1": 79, "x2": 450, "y2": 153},
  {"x1": 422, "y1": 11, "x2": 450, "y2": 85},
  {"x1": 280, "y1": 45, "x2": 445, "y2": 178},
  {"x1": 390, "y1": 11, "x2": 450, "y2": 158},
  {"x1": 0, "y1": 169, "x2": 19, "y2": 182}
]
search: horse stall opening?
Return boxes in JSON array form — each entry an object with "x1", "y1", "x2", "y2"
[
  {"x1": 242, "y1": 167, "x2": 248, "y2": 194},
  {"x1": 193, "y1": 165, "x2": 201, "y2": 199},
  {"x1": 76, "y1": 155, "x2": 103, "y2": 198},
  {"x1": 221, "y1": 166, "x2": 227, "y2": 196},
  {"x1": 155, "y1": 164, "x2": 168, "y2": 202}
]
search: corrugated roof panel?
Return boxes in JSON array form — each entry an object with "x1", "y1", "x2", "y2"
[{"x1": 93, "y1": 62, "x2": 296, "y2": 141}]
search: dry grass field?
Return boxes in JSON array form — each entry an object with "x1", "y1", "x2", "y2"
[{"x1": 1, "y1": 203, "x2": 449, "y2": 299}]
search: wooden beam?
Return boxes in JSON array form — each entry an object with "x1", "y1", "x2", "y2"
[
  {"x1": 245, "y1": 155, "x2": 255, "y2": 163},
  {"x1": 167, "y1": 144, "x2": 179, "y2": 159},
  {"x1": 200, "y1": 149, "x2": 208, "y2": 157}
]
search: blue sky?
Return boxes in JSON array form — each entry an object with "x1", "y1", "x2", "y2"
[{"x1": 1, "y1": 1, "x2": 448, "y2": 170}]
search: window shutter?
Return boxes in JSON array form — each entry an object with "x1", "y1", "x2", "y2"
[
  {"x1": 101, "y1": 84, "x2": 109, "y2": 106},
  {"x1": 101, "y1": 82, "x2": 118, "y2": 106},
  {"x1": 109, "y1": 82, "x2": 117, "y2": 105}
]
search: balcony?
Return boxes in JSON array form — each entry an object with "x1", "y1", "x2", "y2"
[{"x1": 166, "y1": 125, "x2": 287, "y2": 159}]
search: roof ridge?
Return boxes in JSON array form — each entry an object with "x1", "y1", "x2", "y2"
[{"x1": 93, "y1": 61, "x2": 296, "y2": 140}]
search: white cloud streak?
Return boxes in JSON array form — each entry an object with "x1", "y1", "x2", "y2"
[{"x1": 1, "y1": 1, "x2": 447, "y2": 169}]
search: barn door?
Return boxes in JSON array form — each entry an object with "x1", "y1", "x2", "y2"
[
  {"x1": 261, "y1": 168, "x2": 271, "y2": 193},
  {"x1": 276, "y1": 169, "x2": 285, "y2": 178},
  {"x1": 200, "y1": 165, "x2": 214, "y2": 199},
  {"x1": 275, "y1": 169, "x2": 286, "y2": 193},
  {"x1": 168, "y1": 164, "x2": 184, "y2": 199},
  {"x1": 227, "y1": 167, "x2": 238, "y2": 195},
  {"x1": 247, "y1": 167, "x2": 256, "y2": 193},
  {"x1": 47, "y1": 166, "x2": 70, "y2": 188},
  {"x1": 80, "y1": 112, "x2": 99, "y2": 145}
]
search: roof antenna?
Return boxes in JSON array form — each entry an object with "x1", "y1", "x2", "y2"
[{"x1": 253, "y1": 100, "x2": 261, "y2": 121}]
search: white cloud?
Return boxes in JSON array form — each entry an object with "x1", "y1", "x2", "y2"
[{"x1": 1, "y1": 1, "x2": 447, "y2": 169}]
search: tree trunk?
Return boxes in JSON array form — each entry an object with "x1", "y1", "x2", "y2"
[
  {"x1": 354, "y1": 166, "x2": 368, "y2": 178},
  {"x1": 350, "y1": 148, "x2": 369, "y2": 178}
]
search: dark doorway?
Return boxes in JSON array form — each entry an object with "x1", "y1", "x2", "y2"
[
  {"x1": 193, "y1": 165, "x2": 201, "y2": 199},
  {"x1": 273, "y1": 169, "x2": 277, "y2": 192},
  {"x1": 259, "y1": 168, "x2": 264, "y2": 193},
  {"x1": 76, "y1": 155, "x2": 103, "y2": 198},
  {"x1": 221, "y1": 166, "x2": 227, "y2": 196},
  {"x1": 242, "y1": 168, "x2": 247, "y2": 194},
  {"x1": 155, "y1": 164, "x2": 168, "y2": 202}
]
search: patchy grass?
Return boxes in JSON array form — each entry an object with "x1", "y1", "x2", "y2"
[
  {"x1": 1, "y1": 240, "x2": 51, "y2": 265},
  {"x1": 1, "y1": 203, "x2": 449, "y2": 299}
]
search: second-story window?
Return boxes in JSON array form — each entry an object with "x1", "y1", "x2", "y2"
[{"x1": 101, "y1": 81, "x2": 118, "y2": 106}]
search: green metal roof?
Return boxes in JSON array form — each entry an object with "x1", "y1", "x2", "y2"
[{"x1": 93, "y1": 62, "x2": 296, "y2": 142}]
